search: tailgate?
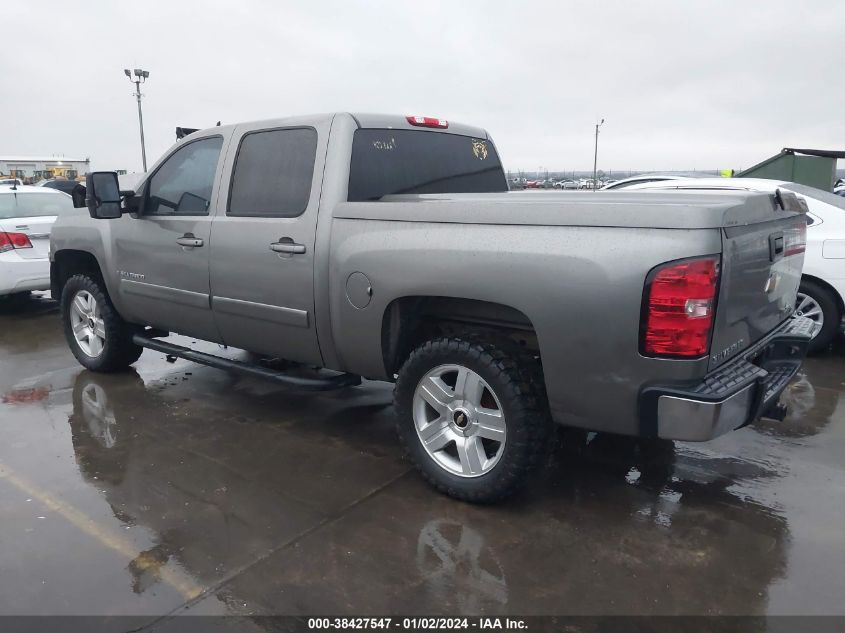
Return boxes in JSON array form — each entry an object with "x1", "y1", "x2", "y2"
[
  {"x1": 708, "y1": 202, "x2": 807, "y2": 371},
  {"x1": 0, "y1": 216, "x2": 55, "y2": 259}
]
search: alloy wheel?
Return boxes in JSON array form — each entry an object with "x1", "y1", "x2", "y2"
[
  {"x1": 795, "y1": 292, "x2": 823, "y2": 339},
  {"x1": 412, "y1": 364, "x2": 507, "y2": 478},
  {"x1": 70, "y1": 290, "x2": 106, "y2": 357}
]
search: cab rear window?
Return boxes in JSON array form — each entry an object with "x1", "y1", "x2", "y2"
[
  {"x1": 0, "y1": 192, "x2": 74, "y2": 219},
  {"x1": 348, "y1": 129, "x2": 507, "y2": 201}
]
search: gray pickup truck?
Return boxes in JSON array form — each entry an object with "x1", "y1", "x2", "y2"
[{"x1": 51, "y1": 113, "x2": 813, "y2": 502}]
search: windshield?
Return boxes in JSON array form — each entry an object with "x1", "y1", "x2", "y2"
[
  {"x1": 784, "y1": 183, "x2": 845, "y2": 210},
  {"x1": 0, "y1": 192, "x2": 74, "y2": 219},
  {"x1": 348, "y1": 129, "x2": 507, "y2": 201}
]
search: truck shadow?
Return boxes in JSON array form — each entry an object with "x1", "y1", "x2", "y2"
[{"x1": 0, "y1": 291, "x2": 57, "y2": 316}]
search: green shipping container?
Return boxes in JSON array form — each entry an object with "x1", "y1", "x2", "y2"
[{"x1": 737, "y1": 148, "x2": 844, "y2": 191}]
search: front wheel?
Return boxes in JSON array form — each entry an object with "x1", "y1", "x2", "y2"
[
  {"x1": 394, "y1": 337, "x2": 551, "y2": 503},
  {"x1": 61, "y1": 274, "x2": 143, "y2": 372}
]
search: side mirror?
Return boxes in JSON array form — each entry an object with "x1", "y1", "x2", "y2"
[{"x1": 84, "y1": 172, "x2": 122, "y2": 219}]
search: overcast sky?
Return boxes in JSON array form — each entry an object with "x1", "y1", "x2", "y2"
[{"x1": 2, "y1": 0, "x2": 843, "y2": 174}]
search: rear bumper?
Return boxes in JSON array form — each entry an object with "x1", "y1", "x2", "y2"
[
  {"x1": 639, "y1": 316, "x2": 814, "y2": 441},
  {"x1": 0, "y1": 251, "x2": 50, "y2": 295}
]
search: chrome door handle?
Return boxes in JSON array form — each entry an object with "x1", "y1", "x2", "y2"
[
  {"x1": 176, "y1": 234, "x2": 204, "y2": 248},
  {"x1": 270, "y1": 240, "x2": 306, "y2": 255}
]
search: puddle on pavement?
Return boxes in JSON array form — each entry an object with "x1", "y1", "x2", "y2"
[{"x1": 1, "y1": 298, "x2": 845, "y2": 615}]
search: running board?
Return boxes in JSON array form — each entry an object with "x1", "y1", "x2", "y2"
[{"x1": 132, "y1": 334, "x2": 361, "y2": 391}]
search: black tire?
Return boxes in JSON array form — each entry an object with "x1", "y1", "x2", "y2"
[
  {"x1": 61, "y1": 274, "x2": 143, "y2": 372},
  {"x1": 394, "y1": 337, "x2": 552, "y2": 503},
  {"x1": 798, "y1": 279, "x2": 842, "y2": 354}
]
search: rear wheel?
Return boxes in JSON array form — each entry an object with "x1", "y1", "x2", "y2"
[
  {"x1": 61, "y1": 274, "x2": 143, "y2": 371},
  {"x1": 394, "y1": 337, "x2": 551, "y2": 503},
  {"x1": 796, "y1": 279, "x2": 842, "y2": 354}
]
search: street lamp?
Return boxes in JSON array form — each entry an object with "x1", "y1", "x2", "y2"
[
  {"x1": 592, "y1": 118, "x2": 605, "y2": 191},
  {"x1": 124, "y1": 68, "x2": 150, "y2": 171}
]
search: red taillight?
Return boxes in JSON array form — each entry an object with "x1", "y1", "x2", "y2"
[
  {"x1": 0, "y1": 231, "x2": 33, "y2": 253},
  {"x1": 642, "y1": 255, "x2": 720, "y2": 358},
  {"x1": 406, "y1": 115, "x2": 449, "y2": 129}
]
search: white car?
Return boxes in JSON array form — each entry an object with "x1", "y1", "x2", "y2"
[
  {"x1": 621, "y1": 177, "x2": 845, "y2": 352},
  {"x1": 600, "y1": 174, "x2": 698, "y2": 190},
  {"x1": 0, "y1": 185, "x2": 74, "y2": 298}
]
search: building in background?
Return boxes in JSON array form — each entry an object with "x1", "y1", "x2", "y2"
[{"x1": 0, "y1": 156, "x2": 90, "y2": 183}]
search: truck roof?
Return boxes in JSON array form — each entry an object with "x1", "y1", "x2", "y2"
[
  {"x1": 350, "y1": 113, "x2": 489, "y2": 139},
  {"x1": 187, "y1": 113, "x2": 489, "y2": 141}
]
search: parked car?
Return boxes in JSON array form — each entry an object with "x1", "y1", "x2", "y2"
[
  {"x1": 524, "y1": 180, "x2": 540, "y2": 189},
  {"x1": 50, "y1": 113, "x2": 812, "y2": 502},
  {"x1": 38, "y1": 179, "x2": 82, "y2": 195},
  {"x1": 0, "y1": 178, "x2": 23, "y2": 187},
  {"x1": 601, "y1": 174, "x2": 701, "y2": 190},
  {"x1": 621, "y1": 177, "x2": 845, "y2": 352},
  {"x1": 1, "y1": 185, "x2": 74, "y2": 298}
]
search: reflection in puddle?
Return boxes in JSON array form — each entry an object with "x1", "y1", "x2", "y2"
[
  {"x1": 417, "y1": 519, "x2": 507, "y2": 611},
  {"x1": 78, "y1": 381, "x2": 119, "y2": 449},
  {"x1": 129, "y1": 542, "x2": 178, "y2": 594}
]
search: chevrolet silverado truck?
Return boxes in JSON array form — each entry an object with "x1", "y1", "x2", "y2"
[{"x1": 50, "y1": 113, "x2": 813, "y2": 502}]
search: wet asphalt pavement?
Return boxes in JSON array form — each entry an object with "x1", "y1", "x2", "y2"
[{"x1": 1, "y1": 293, "x2": 844, "y2": 625}]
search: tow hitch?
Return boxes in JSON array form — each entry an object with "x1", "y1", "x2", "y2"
[{"x1": 762, "y1": 401, "x2": 789, "y2": 422}]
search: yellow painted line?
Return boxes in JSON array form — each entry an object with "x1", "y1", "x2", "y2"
[{"x1": 0, "y1": 466, "x2": 204, "y2": 601}]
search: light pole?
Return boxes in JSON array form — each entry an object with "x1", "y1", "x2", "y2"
[
  {"x1": 124, "y1": 68, "x2": 150, "y2": 171},
  {"x1": 593, "y1": 118, "x2": 605, "y2": 191}
]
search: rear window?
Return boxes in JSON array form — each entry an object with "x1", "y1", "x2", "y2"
[
  {"x1": 348, "y1": 129, "x2": 507, "y2": 201},
  {"x1": 0, "y1": 192, "x2": 73, "y2": 219},
  {"x1": 43, "y1": 180, "x2": 80, "y2": 194}
]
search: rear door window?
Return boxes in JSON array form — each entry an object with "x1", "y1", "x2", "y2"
[
  {"x1": 348, "y1": 129, "x2": 508, "y2": 201},
  {"x1": 228, "y1": 128, "x2": 318, "y2": 218}
]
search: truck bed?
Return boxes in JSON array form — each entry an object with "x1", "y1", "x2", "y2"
[
  {"x1": 335, "y1": 190, "x2": 794, "y2": 229},
  {"x1": 328, "y1": 188, "x2": 806, "y2": 436}
]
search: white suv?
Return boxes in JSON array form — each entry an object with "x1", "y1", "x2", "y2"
[{"x1": 1, "y1": 185, "x2": 74, "y2": 298}]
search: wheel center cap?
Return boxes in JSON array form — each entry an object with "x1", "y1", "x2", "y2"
[{"x1": 453, "y1": 408, "x2": 470, "y2": 429}]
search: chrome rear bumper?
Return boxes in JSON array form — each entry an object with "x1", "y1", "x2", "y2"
[{"x1": 639, "y1": 316, "x2": 814, "y2": 442}]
